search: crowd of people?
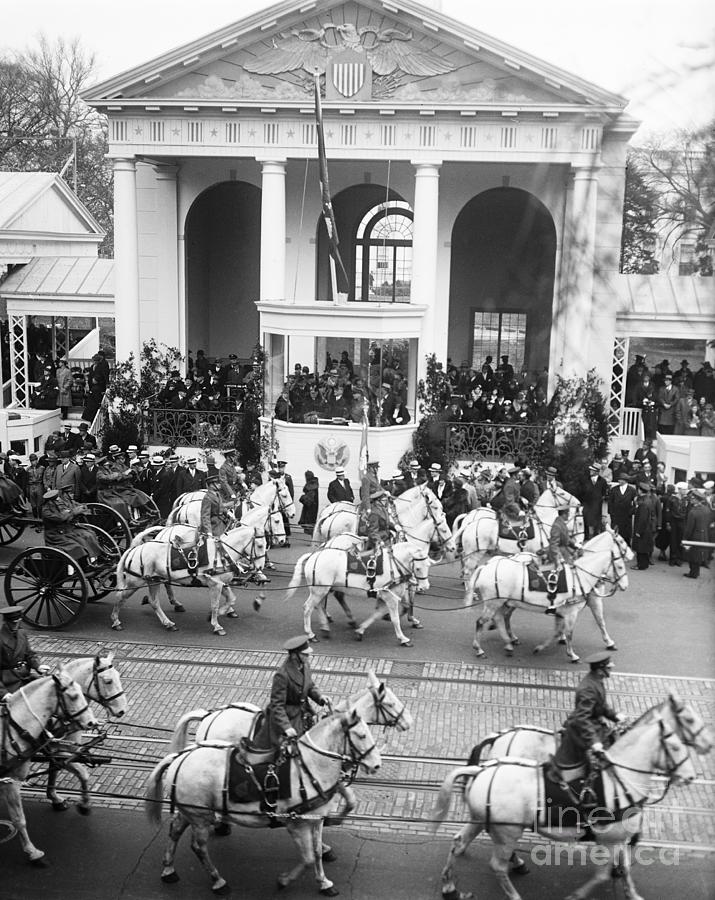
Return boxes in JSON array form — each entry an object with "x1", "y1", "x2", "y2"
[
  {"x1": 28, "y1": 349, "x2": 112, "y2": 421},
  {"x1": 154, "y1": 352, "x2": 255, "y2": 413},
  {"x1": 624, "y1": 355, "x2": 715, "y2": 438}
]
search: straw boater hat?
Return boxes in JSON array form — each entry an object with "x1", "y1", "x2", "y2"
[
  {"x1": 335, "y1": 467, "x2": 345, "y2": 476},
  {"x1": 391, "y1": 469, "x2": 404, "y2": 480},
  {"x1": 43, "y1": 489, "x2": 59, "y2": 500},
  {"x1": 429, "y1": 463, "x2": 441, "y2": 473},
  {"x1": 150, "y1": 455, "x2": 164, "y2": 466},
  {"x1": 409, "y1": 460, "x2": 420, "y2": 469}
]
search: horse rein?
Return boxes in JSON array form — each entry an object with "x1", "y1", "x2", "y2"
[
  {"x1": 89, "y1": 657, "x2": 125, "y2": 706},
  {"x1": 298, "y1": 714, "x2": 378, "y2": 780},
  {"x1": 369, "y1": 686, "x2": 408, "y2": 729}
]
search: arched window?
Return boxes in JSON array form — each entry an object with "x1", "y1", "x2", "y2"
[{"x1": 355, "y1": 201, "x2": 413, "y2": 303}]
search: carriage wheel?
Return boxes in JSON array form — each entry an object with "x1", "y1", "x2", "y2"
[
  {"x1": 78, "y1": 524, "x2": 120, "y2": 600},
  {"x1": 0, "y1": 514, "x2": 25, "y2": 546},
  {"x1": 128, "y1": 497, "x2": 162, "y2": 535},
  {"x1": 82, "y1": 503, "x2": 132, "y2": 554},
  {"x1": 4, "y1": 548, "x2": 88, "y2": 629}
]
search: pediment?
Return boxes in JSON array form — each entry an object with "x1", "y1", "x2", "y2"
[
  {"x1": 0, "y1": 173, "x2": 103, "y2": 238},
  {"x1": 85, "y1": 0, "x2": 626, "y2": 114}
]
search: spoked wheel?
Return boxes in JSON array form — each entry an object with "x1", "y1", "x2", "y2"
[
  {"x1": 128, "y1": 498, "x2": 162, "y2": 535},
  {"x1": 78, "y1": 524, "x2": 120, "y2": 600},
  {"x1": 5, "y1": 548, "x2": 88, "y2": 629},
  {"x1": 0, "y1": 513, "x2": 25, "y2": 546},
  {"x1": 82, "y1": 503, "x2": 131, "y2": 554}
]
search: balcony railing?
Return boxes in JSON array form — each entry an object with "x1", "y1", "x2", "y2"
[
  {"x1": 444, "y1": 421, "x2": 553, "y2": 462},
  {"x1": 147, "y1": 408, "x2": 244, "y2": 450}
]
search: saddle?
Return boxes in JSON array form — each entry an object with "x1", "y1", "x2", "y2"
[
  {"x1": 541, "y1": 760, "x2": 608, "y2": 830},
  {"x1": 346, "y1": 549, "x2": 385, "y2": 583},
  {"x1": 226, "y1": 743, "x2": 293, "y2": 812},
  {"x1": 498, "y1": 516, "x2": 535, "y2": 543},
  {"x1": 527, "y1": 563, "x2": 568, "y2": 596},
  {"x1": 169, "y1": 540, "x2": 210, "y2": 579}
]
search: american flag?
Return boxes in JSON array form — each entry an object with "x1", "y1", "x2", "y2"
[{"x1": 314, "y1": 73, "x2": 349, "y2": 291}]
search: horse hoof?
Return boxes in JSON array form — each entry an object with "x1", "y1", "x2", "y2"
[
  {"x1": 111, "y1": 623, "x2": 123, "y2": 631},
  {"x1": 77, "y1": 805, "x2": 91, "y2": 816},
  {"x1": 309, "y1": 635, "x2": 319, "y2": 643},
  {"x1": 558, "y1": 637, "x2": 567, "y2": 645},
  {"x1": 212, "y1": 881, "x2": 230, "y2": 895},
  {"x1": 533, "y1": 647, "x2": 542, "y2": 655},
  {"x1": 166, "y1": 623, "x2": 178, "y2": 632},
  {"x1": 319, "y1": 888, "x2": 340, "y2": 897},
  {"x1": 161, "y1": 872, "x2": 180, "y2": 883},
  {"x1": 141, "y1": 596, "x2": 149, "y2": 605},
  {"x1": 321, "y1": 849, "x2": 337, "y2": 863},
  {"x1": 52, "y1": 799, "x2": 71, "y2": 812},
  {"x1": 488, "y1": 622, "x2": 497, "y2": 631},
  {"x1": 214, "y1": 822, "x2": 231, "y2": 837},
  {"x1": 252, "y1": 598, "x2": 262, "y2": 612},
  {"x1": 512, "y1": 862, "x2": 530, "y2": 875},
  {"x1": 570, "y1": 656, "x2": 580, "y2": 664},
  {"x1": 326, "y1": 614, "x2": 334, "y2": 624},
  {"x1": 227, "y1": 611, "x2": 239, "y2": 618},
  {"x1": 399, "y1": 640, "x2": 413, "y2": 648},
  {"x1": 473, "y1": 649, "x2": 485, "y2": 658},
  {"x1": 512, "y1": 638, "x2": 520, "y2": 646},
  {"x1": 29, "y1": 855, "x2": 49, "y2": 867},
  {"x1": 173, "y1": 603, "x2": 185, "y2": 613},
  {"x1": 354, "y1": 632, "x2": 363, "y2": 641},
  {"x1": 213, "y1": 628, "x2": 227, "y2": 636},
  {"x1": 505, "y1": 648, "x2": 513, "y2": 657},
  {"x1": 348, "y1": 620, "x2": 357, "y2": 629},
  {"x1": 606, "y1": 643, "x2": 618, "y2": 651}
]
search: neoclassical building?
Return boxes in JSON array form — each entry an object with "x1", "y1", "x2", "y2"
[{"x1": 76, "y1": 0, "x2": 712, "y2": 475}]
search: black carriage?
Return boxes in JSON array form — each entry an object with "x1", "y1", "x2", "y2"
[{"x1": 0, "y1": 501, "x2": 135, "y2": 629}]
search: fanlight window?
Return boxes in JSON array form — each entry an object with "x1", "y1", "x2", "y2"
[{"x1": 354, "y1": 201, "x2": 413, "y2": 303}]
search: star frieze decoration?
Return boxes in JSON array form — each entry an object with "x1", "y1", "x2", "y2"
[
  {"x1": 134, "y1": 127, "x2": 143, "y2": 135},
  {"x1": 365, "y1": 130, "x2": 373, "y2": 140},
  {"x1": 210, "y1": 128, "x2": 218, "y2": 137},
  {"x1": 172, "y1": 128, "x2": 180, "y2": 136},
  {"x1": 287, "y1": 129, "x2": 295, "y2": 138}
]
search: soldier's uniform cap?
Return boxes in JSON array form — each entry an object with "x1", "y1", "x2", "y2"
[
  {"x1": 277, "y1": 460, "x2": 287, "y2": 467},
  {"x1": 206, "y1": 474, "x2": 220, "y2": 484},
  {"x1": 283, "y1": 635, "x2": 312, "y2": 653},
  {"x1": 0, "y1": 601, "x2": 27, "y2": 617},
  {"x1": 506, "y1": 465, "x2": 520, "y2": 475},
  {"x1": 585, "y1": 650, "x2": 613, "y2": 667},
  {"x1": 43, "y1": 489, "x2": 59, "y2": 500}
]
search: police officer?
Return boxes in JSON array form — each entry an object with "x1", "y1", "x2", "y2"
[
  {"x1": 0, "y1": 602, "x2": 51, "y2": 696},
  {"x1": 253, "y1": 635, "x2": 331, "y2": 750},
  {"x1": 554, "y1": 651, "x2": 626, "y2": 773}
]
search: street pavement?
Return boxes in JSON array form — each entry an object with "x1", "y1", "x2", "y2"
[{"x1": 0, "y1": 528, "x2": 713, "y2": 899}]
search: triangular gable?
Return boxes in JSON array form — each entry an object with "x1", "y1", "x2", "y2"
[
  {"x1": 85, "y1": 0, "x2": 627, "y2": 114},
  {"x1": 0, "y1": 172, "x2": 104, "y2": 238}
]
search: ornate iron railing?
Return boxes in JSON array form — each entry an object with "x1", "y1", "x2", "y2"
[
  {"x1": 444, "y1": 421, "x2": 553, "y2": 462},
  {"x1": 147, "y1": 408, "x2": 244, "y2": 450}
]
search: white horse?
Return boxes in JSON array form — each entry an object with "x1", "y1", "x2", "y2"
[
  {"x1": 312, "y1": 485, "x2": 444, "y2": 542},
  {"x1": 465, "y1": 529, "x2": 632, "y2": 662},
  {"x1": 145, "y1": 709, "x2": 381, "y2": 896},
  {"x1": 168, "y1": 479, "x2": 294, "y2": 548},
  {"x1": 286, "y1": 541, "x2": 432, "y2": 646},
  {"x1": 434, "y1": 699, "x2": 701, "y2": 900},
  {"x1": 0, "y1": 670, "x2": 98, "y2": 864},
  {"x1": 42, "y1": 652, "x2": 127, "y2": 813},
  {"x1": 465, "y1": 692, "x2": 714, "y2": 877},
  {"x1": 454, "y1": 487, "x2": 584, "y2": 586},
  {"x1": 112, "y1": 521, "x2": 267, "y2": 634}
]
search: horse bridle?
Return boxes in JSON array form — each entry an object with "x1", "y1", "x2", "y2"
[
  {"x1": 88, "y1": 656, "x2": 125, "y2": 707},
  {"x1": 583, "y1": 535, "x2": 629, "y2": 596},
  {"x1": 217, "y1": 527, "x2": 266, "y2": 570},
  {"x1": 668, "y1": 696, "x2": 709, "y2": 748},
  {"x1": 298, "y1": 713, "x2": 378, "y2": 781},
  {"x1": 370, "y1": 686, "x2": 408, "y2": 728}
]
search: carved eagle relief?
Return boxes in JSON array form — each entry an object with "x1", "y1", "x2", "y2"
[{"x1": 243, "y1": 23, "x2": 455, "y2": 78}]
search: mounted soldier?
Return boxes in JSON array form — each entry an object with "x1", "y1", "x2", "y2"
[
  {"x1": 199, "y1": 475, "x2": 229, "y2": 539},
  {"x1": 253, "y1": 635, "x2": 331, "y2": 751},
  {"x1": 543, "y1": 503, "x2": 579, "y2": 614},
  {"x1": 0, "y1": 601, "x2": 51, "y2": 697}
]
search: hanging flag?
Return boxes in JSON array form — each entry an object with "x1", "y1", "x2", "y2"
[
  {"x1": 314, "y1": 72, "x2": 349, "y2": 290},
  {"x1": 358, "y1": 399, "x2": 370, "y2": 507}
]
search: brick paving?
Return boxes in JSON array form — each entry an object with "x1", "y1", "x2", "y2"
[{"x1": 26, "y1": 635, "x2": 715, "y2": 854}]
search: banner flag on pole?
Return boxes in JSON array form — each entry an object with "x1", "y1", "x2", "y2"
[
  {"x1": 358, "y1": 400, "x2": 370, "y2": 506},
  {"x1": 314, "y1": 72, "x2": 349, "y2": 290}
]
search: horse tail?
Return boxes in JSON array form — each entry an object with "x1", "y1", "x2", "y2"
[
  {"x1": 432, "y1": 766, "x2": 482, "y2": 831},
  {"x1": 467, "y1": 734, "x2": 498, "y2": 765},
  {"x1": 169, "y1": 709, "x2": 209, "y2": 754},
  {"x1": 144, "y1": 752, "x2": 179, "y2": 824},
  {"x1": 130, "y1": 525, "x2": 163, "y2": 548},
  {"x1": 285, "y1": 552, "x2": 311, "y2": 602}
]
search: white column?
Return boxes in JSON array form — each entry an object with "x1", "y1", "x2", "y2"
[
  {"x1": 113, "y1": 157, "x2": 141, "y2": 366},
  {"x1": 559, "y1": 165, "x2": 600, "y2": 379},
  {"x1": 259, "y1": 158, "x2": 286, "y2": 302},
  {"x1": 411, "y1": 161, "x2": 442, "y2": 385},
  {"x1": 153, "y1": 164, "x2": 180, "y2": 349}
]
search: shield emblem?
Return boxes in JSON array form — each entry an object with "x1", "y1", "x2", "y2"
[{"x1": 332, "y1": 60, "x2": 366, "y2": 98}]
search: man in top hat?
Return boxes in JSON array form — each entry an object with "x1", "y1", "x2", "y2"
[
  {"x1": 0, "y1": 602, "x2": 51, "y2": 696},
  {"x1": 579, "y1": 462, "x2": 608, "y2": 539},
  {"x1": 632, "y1": 483, "x2": 656, "y2": 570},
  {"x1": 607, "y1": 471, "x2": 636, "y2": 544},
  {"x1": 327, "y1": 466, "x2": 354, "y2": 503},
  {"x1": 175, "y1": 455, "x2": 207, "y2": 497},
  {"x1": 426, "y1": 462, "x2": 452, "y2": 503},
  {"x1": 253, "y1": 635, "x2": 331, "y2": 750},
  {"x1": 543, "y1": 504, "x2": 579, "y2": 613},
  {"x1": 554, "y1": 651, "x2": 625, "y2": 778}
]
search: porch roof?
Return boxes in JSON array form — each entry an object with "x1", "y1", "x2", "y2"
[{"x1": 0, "y1": 256, "x2": 115, "y2": 316}]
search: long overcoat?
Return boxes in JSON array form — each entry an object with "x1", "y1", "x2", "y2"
[{"x1": 254, "y1": 655, "x2": 324, "y2": 748}]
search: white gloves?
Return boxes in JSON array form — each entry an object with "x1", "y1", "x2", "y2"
[
  {"x1": 591, "y1": 741, "x2": 604, "y2": 753},
  {"x1": 321, "y1": 696, "x2": 333, "y2": 710},
  {"x1": 284, "y1": 727, "x2": 298, "y2": 739},
  {"x1": 37, "y1": 665, "x2": 51, "y2": 675}
]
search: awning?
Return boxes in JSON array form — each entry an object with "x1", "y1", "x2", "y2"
[{"x1": 0, "y1": 256, "x2": 114, "y2": 316}]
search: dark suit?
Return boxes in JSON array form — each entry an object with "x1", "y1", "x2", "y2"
[
  {"x1": 608, "y1": 483, "x2": 636, "y2": 544},
  {"x1": 79, "y1": 464, "x2": 98, "y2": 502},
  {"x1": 55, "y1": 461, "x2": 81, "y2": 499},
  {"x1": 327, "y1": 477, "x2": 354, "y2": 503},
  {"x1": 0, "y1": 624, "x2": 41, "y2": 693},
  {"x1": 427, "y1": 477, "x2": 452, "y2": 504},
  {"x1": 254, "y1": 656, "x2": 325, "y2": 749},
  {"x1": 555, "y1": 670, "x2": 617, "y2": 765},
  {"x1": 579, "y1": 475, "x2": 608, "y2": 538},
  {"x1": 175, "y1": 466, "x2": 206, "y2": 497},
  {"x1": 153, "y1": 467, "x2": 177, "y2": 518}
]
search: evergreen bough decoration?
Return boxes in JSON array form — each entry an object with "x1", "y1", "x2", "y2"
[{"x1": 549, "y1": 369, "x2": 608, "y2": 457}]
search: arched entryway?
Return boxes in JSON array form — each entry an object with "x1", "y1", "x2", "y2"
[
  {"x1": 448, "y1": 188, "x2": 557, "y2": 378},
  {"x1": 185, "y1": 181, "x2": 261, "y2": 359}
]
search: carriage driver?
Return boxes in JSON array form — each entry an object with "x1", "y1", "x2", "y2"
[
  {"x1": 554, "y1": 651, "x2": 626, "y2": 778},
  {"x1": 0, "y1": 602, "x2": 51, "y2": 697},
  {"x1": 253, "y1": 635, "x2": 332, "y2": 750},
  {"x1": 543, "y1": 503, "x2": 579, "y2": 615}
]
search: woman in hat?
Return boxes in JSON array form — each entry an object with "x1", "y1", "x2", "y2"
[
  {"x1": 0, "y1": 602, "x2": 51, "y2": 696},
  {"x1": 253, "y1": 636, "x2": 331, "y2": 750},
  {"x1": 298, "y1": 470, "x2": 319, "y2": 534}
]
